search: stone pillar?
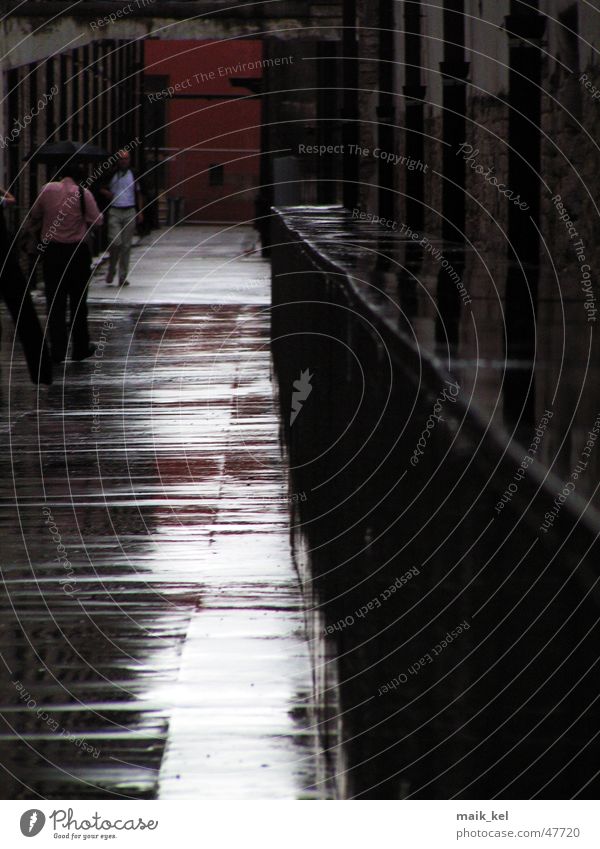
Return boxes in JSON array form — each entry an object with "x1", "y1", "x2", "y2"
[
  {"x1": 403, "y1": 0, "x2": 426, "y2": 232},
  {"x1": 341, "y1": 0, "x2": 358, "y2": 209},
  {"x1": 503, "y1": 3, "x2": 545, "y2": 426},
  {"x1": 377, "y1": 0, "x2": 396, "y2": 222}
]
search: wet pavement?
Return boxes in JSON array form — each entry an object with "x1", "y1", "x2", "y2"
[{"x1": 0, "y1": 225, "x2": 319, "y2": 799}]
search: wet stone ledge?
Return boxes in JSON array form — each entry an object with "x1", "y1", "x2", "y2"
[{"x1": 271, "y1": 204, "x2": 600, "y2": 799}]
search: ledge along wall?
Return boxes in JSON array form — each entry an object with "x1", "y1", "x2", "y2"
[{"x1": 271, "y1": 205, "x2": 600, "y2": 800}]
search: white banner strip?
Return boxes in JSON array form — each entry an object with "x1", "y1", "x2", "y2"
[{"x1": 0, "y1": 800, "x2": 598, "y2": 848}]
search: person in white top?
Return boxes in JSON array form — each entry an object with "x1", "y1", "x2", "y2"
[{"x1": 100, "y1": 150, "x2": 143, "y2": 287}]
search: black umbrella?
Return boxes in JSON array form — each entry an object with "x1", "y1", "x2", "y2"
[{"x1": 24, "y1": 140, "x2": 109, "y2": 163}]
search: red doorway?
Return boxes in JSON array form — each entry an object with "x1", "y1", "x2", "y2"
[{"x1": 144, "y1": 39, "x2": 263, "y2": 223}]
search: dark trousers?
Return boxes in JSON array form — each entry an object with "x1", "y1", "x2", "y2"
[
  {"x1": 42, "y1": 241, "x2": 91, "y2": 363},
  {"x1": 0, "y1": 252, "x2": 53, "y2": 384}
]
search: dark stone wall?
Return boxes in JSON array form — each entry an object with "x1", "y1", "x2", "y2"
[{"x1": 271, "y1": 207, "x2": 600, "y2": 799}]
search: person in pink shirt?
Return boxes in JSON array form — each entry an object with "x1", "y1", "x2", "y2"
[{"x1": 28, "y1": 160, "x2": 103, "y2": 363}]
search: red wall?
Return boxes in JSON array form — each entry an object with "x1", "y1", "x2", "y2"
[{"x1": 144, "y1": 39, "x2": 263, "y2": 222}]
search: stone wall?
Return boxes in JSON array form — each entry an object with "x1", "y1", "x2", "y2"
[{"x1": 271, "y1": 206, "x2": 600, "y2": 798}]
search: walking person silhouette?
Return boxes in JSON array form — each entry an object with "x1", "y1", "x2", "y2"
[
  {"x1": 100, "y1": 150, "x2": 143, "y2": 287},
  {"x1": 27, "y1": 160, "x2": 104, "y2": 364},
  {"x1": 0, "y1": 187, "x2": 53, "y2": 384}
]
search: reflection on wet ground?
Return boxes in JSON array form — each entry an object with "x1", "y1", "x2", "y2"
[{"x1": 0, "y1": 226, "x2": 320, "y2": 799}]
